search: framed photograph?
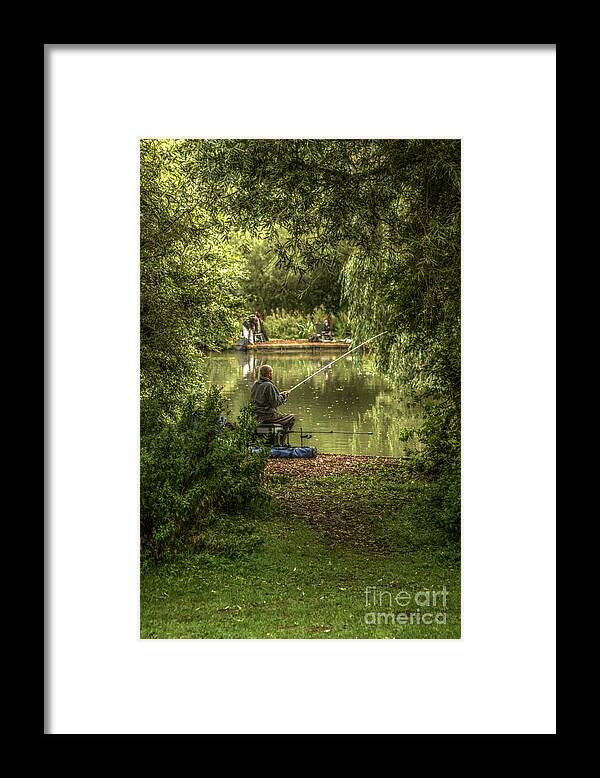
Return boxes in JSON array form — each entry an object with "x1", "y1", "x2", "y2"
[{"x1": 46, "y1": 44, "x2": 555, "y2": 734}]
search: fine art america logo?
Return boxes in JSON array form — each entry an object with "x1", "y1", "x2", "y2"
[{"x1": 364, "y1": 586, "x2": 449, "y2": 627}]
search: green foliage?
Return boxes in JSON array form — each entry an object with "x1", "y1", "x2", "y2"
[
  {"x1": 426, "y1": 459, "x2": 461, "y2": 540},
  {"x1": 140, "y1": 139, "x2": 247, "y2": 432},
  {"x1": 405, "y1": 394, "x2": 460, "y2": 538},
  {"x1": 239, "y1": 234, "x2": 347, "y2": 315},
  {"x1": 260, "y1": 307, "x2": 350, "y2": 340},
  {"x1": 412, "y1": 395, "x2": 460, "y2": 475},
  {"x1": 140, "y1": 387, "x2": 269, "y2": 561}
]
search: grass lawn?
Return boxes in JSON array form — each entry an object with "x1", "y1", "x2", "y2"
[{"x1": 140, "y1": 457, "x2": 461, "y2": 638}]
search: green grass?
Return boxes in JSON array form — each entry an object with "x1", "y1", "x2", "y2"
[{"x1": 140, "y1": 464, "x2": 461, "y2": 638}]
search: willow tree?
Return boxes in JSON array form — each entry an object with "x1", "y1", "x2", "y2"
[
  {"x1": 239, "y1": 233, "x2": 347, "y2": 316},
  {"x1": 185, "y1": 140, "x2": 460, "y2": 477}
]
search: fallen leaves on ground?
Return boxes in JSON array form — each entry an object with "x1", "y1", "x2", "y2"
[
  {"x1": 265, "y1": 453, "x2": 402, "y2": 479},
  {"x1": 266, "y1": 454, "x2": 403, "y2": 552}
]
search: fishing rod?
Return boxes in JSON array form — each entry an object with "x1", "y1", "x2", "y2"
[{"x1": 285, "y1": 331, "x2": 389, "y2": 394}]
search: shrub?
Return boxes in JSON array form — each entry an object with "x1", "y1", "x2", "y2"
[
  {"x1": 140, "y1": 387, "x2": 269, "y2": 560},
  {"x1": 425, "y1": 458, "x2": 461, "y2": 540},
  {"x1": 406, "y1": 396, "x2": 461, "y2": 540}
]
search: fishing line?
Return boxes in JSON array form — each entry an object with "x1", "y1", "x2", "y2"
[{"x1": 285, "y1": 331, "x2": 389, "y2": 394}]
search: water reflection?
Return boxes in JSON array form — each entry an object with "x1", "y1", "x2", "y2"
[{"x1": 205, "y1": 350, "x2": 424, "y2": 457}]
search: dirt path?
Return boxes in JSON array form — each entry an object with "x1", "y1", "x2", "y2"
[
  {"x1": 266, "y1": 454, "x2": 403, "y2": 552},
  {"x1": 265, "y1": 452, "x2": 402, "y2": 479}
]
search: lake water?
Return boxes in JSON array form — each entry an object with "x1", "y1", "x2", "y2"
[{"x1": 205, "y1": 349, "x2": 424, "y2": 458}]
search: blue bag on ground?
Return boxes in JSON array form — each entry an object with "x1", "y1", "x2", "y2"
[
  {"x1": 270, "y1": 446, "x2": 317, "y2": 458},
  {"x1": 249, "y1": 446, "x2": 317, "y2": 458}
]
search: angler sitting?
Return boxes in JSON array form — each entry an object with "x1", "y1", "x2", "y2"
[{"x1": 250, "y1": 364, "x2": 295, "y2": 432}]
